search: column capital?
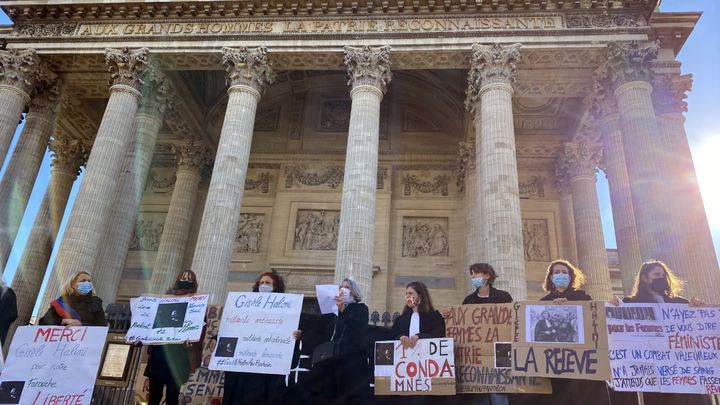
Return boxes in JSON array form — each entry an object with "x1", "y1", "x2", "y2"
[
  {"x1": 652, "y1": 73, "x2": 692, "y2": 116},
  {"x1": 604, "y1": 41, "x2": 658, "y2": 88},
  {"x1": 105, "y1": 47, "x2": 150, "y2": 92},
  {"x1": 586, "y1": 74, "x2": 618, "y2": 122},
  {"x1": 455, "y1": 139, "x2": 476, "y2": 192},
  {"x1": 556, "y1": 142, "x2": 603, "y2": 186},
  {"x1": 0, "y1": 48, "x2": 41, "y2": 98},
  {"x1": 49, "y1": 131, "x2": 89, "y2": 176},
  {"x1": 222, "y1": 46, "x2": 276, "y2": 93},
  {"x1": 28, "y1": 67, "x2": 61, "y2": 118},
  {"x1": 138, "y1": 68, "x2": 172, "y2": 119},
  {"x1": 344, "y1": 45, "x2": 392, "y2": 94},
  {"x1": 468, "y1": 43, "x2": 521, "y2": 94},
  {"x1": 172, "y1": 139, "x2": 213, "y2": 174}
]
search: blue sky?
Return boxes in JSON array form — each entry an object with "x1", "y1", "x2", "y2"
[{"x1": 0, "y1": 1, "x2": 718, "y2": 312}]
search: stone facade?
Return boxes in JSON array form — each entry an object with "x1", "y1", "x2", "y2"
[{"x1": 0, "y1": 0, "x2": 717, "y2": 318}]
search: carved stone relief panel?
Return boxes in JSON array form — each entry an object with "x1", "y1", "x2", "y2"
[
  {"x1": 519, "y1": 175, "x2": 546, "y2": 199},
  {"x1": 392, "y1": 165, "x2": 458, "y2": 198},
  {"x1": 318, "y1": 99, "x2": 351, "y2": 132},
  {"x1": 145, "y1": 166, "x2": 176, "y2": 194},
  {"x1": 283, "y1": 164, "x2": 386, "y2": 191},
  {"x1": 288, "y1": 92, "x2": 306, "y2": 140},
  {"x1": 235, "y1": 213, "x2": 265, "y2": 253},
  {"x1": 293, "y1": 209, "x2": 341, "y2": 251},
  {"x1": 402, "y1": 217, "x2": 449, "y2": 257},
  {"x1": 401, "y1": 107, "x2": 441, "y2": 132},
  {"x1": 522, "y1": 219, "x2": 551, "y2": 262},
  {"x1": 130, "y1": 216, "x2": 165, "y2": 251},
  {"x1": 254, "y1": 105, "x2": 281, "y2": 132},
  {"x1": 245, "y1": 165, "x2": 278, "y2": 195}
]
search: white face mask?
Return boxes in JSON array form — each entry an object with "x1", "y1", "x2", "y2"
[
  {"x1": 258, "y1": 284, "x2": 273, "y2": 293},
  {"x1": 340, "y1": 287, "x2": 355, "y2": 304}
]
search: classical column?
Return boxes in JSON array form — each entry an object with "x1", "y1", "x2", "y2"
[
  {"x1": 0, "y1": 68, "x2": 59, "y2": 272},
  {"x1": 652, "y1": 74, "x2": 720, "y2": 298},
  {"x1": 0, "y1": 49, "x2": 41, "y2": 171},
  {"x1": 7, "y1": 132, "x2": 87, "y2": 348},
  {"x1": 457, "y1": 137, "x2": 482, "y2": 293},
  {"x1": 93, "y1": 70, "x2": 170, "y2": 303},
  {"x1": 150, "y1": 139, "x2": 211, "y2": 294},
  {"x1": 555, "y1": 181, "x2": 578, "y2": 265},
  {"x1": 605, "y1": 41, "x2": 688, "y2": 280},
  {"x1": 334, "y1": 45, "x2": 392, "y2": 301},
  {"x1": 466, "y1": 43, "x2": 526, "y2": 300},
  {"x1": 588, "y1": 79, "x2": 643, "y2": 294},
  {"x1": 556, "y1": 142, "x2": 612, "y2": 300},
  {"x1": 44, "y1": 47, "x2": 148, "y2": 301},
  {"x1": 191, "y1": 47, "x2": 274, "y2": 304}
]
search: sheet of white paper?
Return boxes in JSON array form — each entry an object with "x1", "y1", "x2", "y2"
[{"x1": 316, "y1": 284, "x2": 339, "y2": 315}]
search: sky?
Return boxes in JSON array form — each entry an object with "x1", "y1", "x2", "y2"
[{"x1": 0, "y1": 0, "x2": 718, "y2": 314}]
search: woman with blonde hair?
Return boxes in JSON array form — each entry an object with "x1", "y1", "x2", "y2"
[{"x1": 38, "y1": 271, "x2": 106, "y2": 326}]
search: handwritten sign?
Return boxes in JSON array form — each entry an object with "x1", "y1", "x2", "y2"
[
  {"x1": 208, "y1": 292, "x2": 303, "y2": 375},
  {"x1": 512, "y1": 301, "x2": 610, "y2": 381},
  {"x1": 444, "y1": 304, "x2": 551, "y2": 394},
  {"x1": 126, "y1": 294, "x2": 208, "y2": 344},
  {"x1": 606, "y1": 303, "x2": 720, "y2": 395},
  {"x1": 374, "y1": 338, "x2": 456, "y2": 395},
  {"x1": 0, "y1": 326, "x2": 108, "y2": 405}
]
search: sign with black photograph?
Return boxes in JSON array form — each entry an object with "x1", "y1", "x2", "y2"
[{"x1": 126, "y1": 295, "x2": 208, "y2": 344}]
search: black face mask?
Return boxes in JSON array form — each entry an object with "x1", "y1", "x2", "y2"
[
  {"x1": 650, "y1": 278, "x2": 669, "y2": 294},
  {"x1": 178, "y1": 281, "x2": 194, "y2": 290}
]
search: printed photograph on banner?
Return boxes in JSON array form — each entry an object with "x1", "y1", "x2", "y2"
[
  {"x1": 0, "y1": 381, "x2": 24, "y2": 404},
  {"x1": 494, "y1": 342, "x2": 512, "y2": 369},
  {"x1": 153, "y1": 302, "x2": 188, "y2": 328},
  {"x1": 526, "y1": 304, "x2": 584, "y2": 344}
]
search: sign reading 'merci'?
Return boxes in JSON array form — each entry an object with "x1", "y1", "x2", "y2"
[{"x1": 65, "y1": 16, "x2": 563, "y2": 37}]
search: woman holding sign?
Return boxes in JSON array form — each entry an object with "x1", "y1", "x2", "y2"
[
  {"x1": 38, "y1": 271, "x2": 106, "y2": 326},
  {"x1": 144, "y1": 270, "x2": 205, "y2": 405}
]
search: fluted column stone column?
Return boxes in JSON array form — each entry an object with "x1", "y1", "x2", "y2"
[
  {"x1": 334, "y1": 45, "x2": 392, "y2": 302},
  {"x1": 606, "y1": 41, "x2": 688, "y2": 281},
  {"x1": 45, "y1": 47, "x2": 148, "y2": 302},
  {"x1": 556, "y1": 142, "x2": 612, "y2": 300},
  {"x1": 150, "y1": 139, "x2": 211, "y2": 294},
  {"x1": 0, "y1": 49, "x2": 41, "y2": 172},
  {"x1": 457, "y1": 136, "x2": 482, "y2": 293},
  {"x1": 0, "y1": 69, "x2": 60, "y2": 272},
  {"x1": 555, "y1": 181, "x2": 578, "y2": 264},
  {"x1": 191, "y1": 47, "x2": 275, "y2": 304},
  {"x1": 7, "y1": 133, "x2": 87, "y2": 349},
  {"x1": 466, "y1": 43, "x2": 526, "y2": 300},
  {"x1": 652, "y1": 74, "x2": 720, "y2": 298},
  {"x1": 93, "y1": 70, "x2": 170, "y2": 303},
  {"x1": 588, "y1": 80, "x2": 642, "y2": 294}
]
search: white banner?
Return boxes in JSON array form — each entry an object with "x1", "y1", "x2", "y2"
[
  {"x1": 126, "y1": 295, "x2": 208, "y2": 344},
  {"x1": 606, "y1": 303, "x2": 720, "y2": 395},
  {"x1": 0, "y1": 325, "x2": 108, "y2": 404},
  {"x1": 208, "y1": 292, "x2": 303, "y2": 375}
]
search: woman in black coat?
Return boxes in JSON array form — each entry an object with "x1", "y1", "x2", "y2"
[
  {"x1": 0, "y1": 280, "x2": 18, "y2": 346},
  {"x1": 38, "y1": 271, "x2": 106, "y2": 327}
]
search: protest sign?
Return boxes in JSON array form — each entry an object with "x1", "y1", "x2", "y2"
[
  {"x1": 126, "y1": 294, "x2": 208, "y2": 344},
  {"x1": 134, "y1": 305, "x2": 225, "y2": 405},
  {"x1": 374, "y1": 338, "x2": 456, "y2": 395},
  {"x1": 512, "y1": 301, "x2": 610, "y2": 381},
  {"x1": 0, "y1": 325, "x2": 108, "y2": 405},
  {"x1": 606, "y1": 303, "x2": 720, "y2": 395},
  {"x1": 209, "y1": 292, "x2": 303, "y2": 375},
  {"x1": 444, "y1": 303, "x2": 551, "y2": 394},
  {"x1": 315, "y1": 285, "x2": 338, "y2": 315}
]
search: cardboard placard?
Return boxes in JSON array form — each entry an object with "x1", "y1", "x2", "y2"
[
  {"x1": 209, "y1": 292, "x2": 303, "y2": 375},
  {"x1": 512, "y1": 301, "x2": 610, "y2": 381},
  {"x1": 445, "y1": 303, "x2": 551, "y2": 394},
  {"x1": 126, "y1": 294, "x2": 209, "y2": 344},
  {"x1": 0, "y1": 326, "x2": 108, "y2": 405},
  {"x1": 606, "y1": 303, "x2": 720, "y2": 395},
  {"x1": 374, "y1": 338, "x2": 456, "y2": 396}
]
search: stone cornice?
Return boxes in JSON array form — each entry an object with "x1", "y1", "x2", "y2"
[{"x1": 1, "y1": 1, "x2": 659, "y2": 21}]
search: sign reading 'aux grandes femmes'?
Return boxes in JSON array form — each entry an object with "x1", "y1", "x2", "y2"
[
  {"x1": 606, "y1": 303, "x2": 720, "y2": 395},
  {"x1": 126, "y1": 295, "x2": 209, "y2": 344},
  {"x1": 0, "y1": 326, "x2": 108, "y2": 405},
  {"x1": 511, "y1": 301, "x2": 611, "y2": 381},
  {"x1": 209, "y1": 292, "x2": 303, "y2": 375},
  {"x1": 374, "y1": 338, "x2": 456, "y2": 395},
  {"x1": 445, "y1": 303, "x2": 551, "y2": 394}
]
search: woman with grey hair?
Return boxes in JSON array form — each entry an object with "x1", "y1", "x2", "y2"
[{"x1": 327, "y1": 277, "x2": 371, "y2": 404}]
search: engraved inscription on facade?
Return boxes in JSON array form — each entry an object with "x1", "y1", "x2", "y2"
[
  {"x1": 294, "y1": 210, "x2": 340, "y2": 251},
  {"x1": 402, "y1": 217, "x2": 449, "y2": 257},
  {"x1": 519, "y1": 175, "x2": 546, "y2": 199},
  {"x1": 522, "y1": 219, "x2": 551, "y2": 262},
  {"x1": 318, "y1": 99, "x2": 351, "y2": 132},
  {"x1": 129, "y1": 219, "x2": 164, "y2": 251},
  {"x1": 235, "y1": 214, "x2": 264, "y2": 254}
]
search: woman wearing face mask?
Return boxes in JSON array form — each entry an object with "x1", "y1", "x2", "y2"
[
  {"x1": 223, "y1": 271, "x2": 298, "y2": 405},
  {"x1": 38, "y1": 271, "x2": 106, "y2": 326},
  {"x1": 144, "y1": 269, "x2": 205, "y2": 405}
]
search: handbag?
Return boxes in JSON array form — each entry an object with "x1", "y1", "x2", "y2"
[{"x1": 311, "y1": 341, "x2": 338, "y2": 365}]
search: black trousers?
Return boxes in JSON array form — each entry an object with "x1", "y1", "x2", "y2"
[{"x1": 148, "y1": 378, "x2": 180, "y2": 405}]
